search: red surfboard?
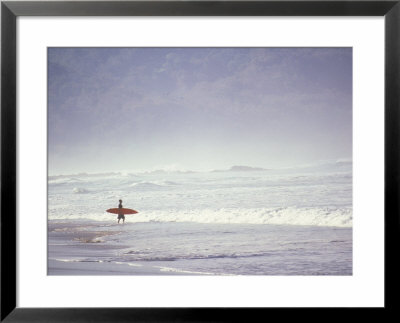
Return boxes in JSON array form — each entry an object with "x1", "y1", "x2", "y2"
[{"x1": 106, "y1": 208, "x2": 138, "y2": 215}]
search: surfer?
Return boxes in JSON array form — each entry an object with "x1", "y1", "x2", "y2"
[{"x1": 118, "y1": 199, "x2": 125, "y2": 224}]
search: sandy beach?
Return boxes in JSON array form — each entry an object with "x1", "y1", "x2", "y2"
[{"x1": 48, "y1": 220, "x2": 215, "y2": 275}]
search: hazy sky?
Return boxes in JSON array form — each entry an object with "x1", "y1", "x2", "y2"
[{"x1": 48, "y1": 47, "x2": 352, "y2": 175}]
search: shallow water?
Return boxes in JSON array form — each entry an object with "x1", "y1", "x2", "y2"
[{"x1": 48, "y1": 221, "x2": 352, "y2": 275}]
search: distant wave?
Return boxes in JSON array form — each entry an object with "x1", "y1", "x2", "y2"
[
  {"x1": 48, "y1": 159, "x2": 352, "y2": 179},
  {"x1": 72, "y1": 187, "x2": 90, "y2": 194},
  {"x1": 143, "y1": 169, "x2": 196, "y2": 175},
  {"x1": 129, "y1": 180, "x2": 179, "y2": 190},
  {"x1": 283, "y1": 160, "x2": 352, "y2": 172},
  {"x1": 212, "y1": 165, "x2": 268, "y2": 172},
  {"x1": 49, "y1": 206, "x2": 352, "y2": 227},
  {"x1": 129, "y1": 182, "x2": 164, "y2": 189},
  {"x1": 49, "y1": 172, "x2": 120, "y2": 180},
  {"x1": 49, "y1": 177, "x2": 84, "y2": 185}
]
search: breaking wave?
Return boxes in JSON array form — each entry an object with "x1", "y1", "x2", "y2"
[{"x1": 49, "y1": 206, "x2": 352, "y2": 227}]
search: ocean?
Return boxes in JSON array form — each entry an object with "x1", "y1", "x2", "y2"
[{"x1": 48, "y1": 161, "x2": 352, "y2": 275}]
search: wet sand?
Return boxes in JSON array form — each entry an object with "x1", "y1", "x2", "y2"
[{"x1": 48, "y1": 220, "x2": 206, "y2": 275}]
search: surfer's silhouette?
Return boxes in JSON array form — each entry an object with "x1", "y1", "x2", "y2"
[{"x1": 118, "y1": 199, "x2": 125, "y2": 224}]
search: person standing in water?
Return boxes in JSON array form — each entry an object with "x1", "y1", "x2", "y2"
[{"x1": 118, "y1": 199, "x2": 125, "y2": 224}]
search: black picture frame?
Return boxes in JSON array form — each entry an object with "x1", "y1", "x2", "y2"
[{"x1": 1, "y1": 1, "x2": 399, "y2": 321}]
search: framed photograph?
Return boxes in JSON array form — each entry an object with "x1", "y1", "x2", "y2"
[{"x1": 1, "y1": 0, "x2": 399, "y2": 321}]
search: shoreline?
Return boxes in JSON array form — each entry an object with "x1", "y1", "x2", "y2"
[
  {"x1": 48, "y1": 220, "x2": 218, "y2": 275},
  {"x1": 48, "y1": 259, "x2": 209, "y2": 276}
]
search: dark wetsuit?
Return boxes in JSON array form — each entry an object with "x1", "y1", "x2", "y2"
[{"x1": 118, "y1": 202, "x2": 125, "y2": 221}]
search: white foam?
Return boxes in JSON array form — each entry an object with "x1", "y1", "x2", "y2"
[
  {"x1": 156, "y1": 266, "x2": 218, "y2": 275},
  {"x1": 49, "y1": 206, "x2": 352, "y2": 227},
  {"x1": 129, "y1": 181, "x2": 166, "y2": 189},
  {"x1": 114, "y1": 262, "x2": 143, "y2": 268},
  {"x1": 72, "y1": 187, "x2": 89, "y2": 194}
]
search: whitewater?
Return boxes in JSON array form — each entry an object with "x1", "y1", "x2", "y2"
[{"x1": 48, "y1": 161, "x2": 352, "y2": 275}]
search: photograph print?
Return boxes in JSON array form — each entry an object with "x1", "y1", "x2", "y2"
[{"x1": 48, "y1": 47, "x2": 352, "y2": 276}]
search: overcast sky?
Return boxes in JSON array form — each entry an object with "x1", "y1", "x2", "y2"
[{"x1": 48, "y1": 47, "x2": 352, "y2": 175}]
